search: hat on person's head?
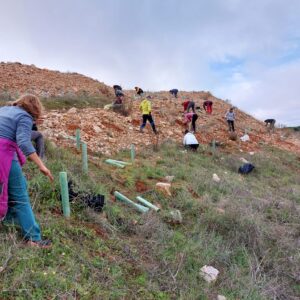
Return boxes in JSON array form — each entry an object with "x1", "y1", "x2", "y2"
[{"x1": 146, "y1": 95, "x2": 152, "y2": 99}]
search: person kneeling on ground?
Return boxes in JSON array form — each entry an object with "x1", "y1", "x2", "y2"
[
  {"x1": 183, "y1": 130, "x2": 199, "y2": 151},
  {"x1": 0, "y1": 95, "x2": 54, "y2": 248},
  {"x1": 31, "y1": 121, "x2": 45, "y2": 160},
  {"x1": 225, "y1": 107, "x2": 236, "y2": 132},
  {"x1": 140, "y1": 96, "x2": 157, "y2": 134}
]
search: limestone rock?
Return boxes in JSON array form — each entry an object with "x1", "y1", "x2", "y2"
[
  {"x1": 200, "y1": 265, "x2": 219, "y2": 283},
  {"x1": 156, "y1": 182, "x2": 172, "y2": 196},
  {"x1": 212, "y1": 173, "x2": 220, "y2": 183}
]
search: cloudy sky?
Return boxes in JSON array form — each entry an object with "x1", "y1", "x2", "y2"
[{"x1": 0, "y1": 0, "x2": 299, "y2": 125}]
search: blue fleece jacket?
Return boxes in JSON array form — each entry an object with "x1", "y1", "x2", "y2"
[{"x1": 0, "y1": 106, "x2": 35, "y2": 156}]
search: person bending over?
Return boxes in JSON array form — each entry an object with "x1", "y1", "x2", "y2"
[
  {"x1": 135, "y1": 87, "x2": 144, "y2": 96},
  {"x1": 169, "y1": 89, "x2": 178, "y2": 98},
  {"x1": 182, "y1": 100, "x2": 195, "y2": 113},
  {"x1": 203, "y1": 100, "x2": 213, "y2": 114},
  {"x1": 0, "y1": 95, "x2": 53, "y2": 248},
  {"x1": 184, "y1": 112, "x2": 198, "y2": 132},
  {"x1": 264, "y1": 119, "x2": 276, "y2": 130}
]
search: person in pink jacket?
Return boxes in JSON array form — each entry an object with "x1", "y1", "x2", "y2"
[{"x1": 183, "y1": 112, "x2": 198, "y2": 132}]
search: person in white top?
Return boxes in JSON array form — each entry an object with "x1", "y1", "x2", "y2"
[{"x1": 183, "y1": 130, "x2": 199, "y2": 151}]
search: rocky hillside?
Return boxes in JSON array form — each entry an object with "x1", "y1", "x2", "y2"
[
  {"x1": 42, "y1": 91, "x2": 300, "y2": 156},
  {"x1": 0, "y1": 62, "x2": 298, "y2": 156},
  {"x1": 0, "y1": 62, "x2": 113, "y2": 98}
]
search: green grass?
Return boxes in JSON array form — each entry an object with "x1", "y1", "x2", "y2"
[
  {"x1": 0, "y1": 141, "x2": 299, "y2": 299},
  {"x1": 0, "y1": 95, "x2": 113, "y2": 110}
]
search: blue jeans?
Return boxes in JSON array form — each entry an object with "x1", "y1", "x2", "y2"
[{"x1": 4, "y1": 160, "x2": 41, "y2": 241}]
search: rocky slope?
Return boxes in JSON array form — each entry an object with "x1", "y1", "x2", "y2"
[
  {"x1": 0, "y1": 62, "x2": 298, "y2": 155},
  {"x1": 0, "y1": 62, "x2": 113, "y2": 98},
  {"x1": 42, "y1": 91, "x2": 300, "y2": 156}
]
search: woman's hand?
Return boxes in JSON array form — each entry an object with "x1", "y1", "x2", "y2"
[
  {"x1": 28, "y1": 152, "x2": 54, "y2": 182},
  {"x1": 39, "y1": 165, "x2": 54, "y2": 181}
]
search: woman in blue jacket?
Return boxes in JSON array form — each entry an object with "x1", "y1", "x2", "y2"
[{"x1": 0, "y1": 95, "x2": 53, "y2": 248}]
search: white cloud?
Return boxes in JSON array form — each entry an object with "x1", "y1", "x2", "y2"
[
  {"x1": 0, "y1": 0, "x2": 299, "y2": 125},
  {"x1": 214, "y1": 60, "x2": 300, "y2": 125}
]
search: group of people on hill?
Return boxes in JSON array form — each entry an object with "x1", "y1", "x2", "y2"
[
  {"x1": 112, "y1": 85, "x2": 241, "y2": 150},
  {"x1": 0, "y1": 87, "x2": 277, "y2": 248}
]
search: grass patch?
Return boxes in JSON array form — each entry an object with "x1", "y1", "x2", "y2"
[{"x1": 0, "y1": 140, "x2": 299, "y2": 299}]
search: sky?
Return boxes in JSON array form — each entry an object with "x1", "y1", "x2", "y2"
[{"x1": 0, "y1": 0, "x2": 300, "y2": 126}]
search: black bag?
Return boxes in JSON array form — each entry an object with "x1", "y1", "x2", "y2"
[{"x1": 238, "y1": 163, "x2": 255, "y2": 174}]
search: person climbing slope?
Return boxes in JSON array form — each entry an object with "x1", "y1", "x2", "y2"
[
  {"x1": 203, "y1": 100, "x2": 213, "y2": 114},
  {"x1": 0, "y1": 95, "x2": 53, "y2": 248},
  {"x1": 140, "y1": 96, "x2": 157, "y2": 134},
  {"x1": 225, "y1": 107, "x2": 236, "y2": 132}
]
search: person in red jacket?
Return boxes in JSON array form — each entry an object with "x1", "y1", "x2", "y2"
[
  {"x1": 203, "y1": 100, "x2": 213, "y2": 114},
  {"x1": 182, "y1": 100, "x2": 195, "y2": 113}
]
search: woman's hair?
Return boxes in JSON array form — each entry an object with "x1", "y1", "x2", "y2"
[{"x1": 12, "y1": 94, "x2": 43, "y2": 120}]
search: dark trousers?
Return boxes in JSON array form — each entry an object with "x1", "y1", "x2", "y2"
[
  {"x1": 191, "y1": 114, "x2": 198, "y2": 132},
  {"x1": 187, "y1": 101, "x2": 195, "y2": 113},
  {"x1": 31, "y1": 131, "x2": 45, "y2": 159},
  {"x1": 141, "y1": 114, "x2": 157, "y2": 133},
  {"x1": 227, "y1": 120, "x2": 235, "y2": 132},
  {"x1": 185, "y1": 144, "x2": 199, "y2": 151}
]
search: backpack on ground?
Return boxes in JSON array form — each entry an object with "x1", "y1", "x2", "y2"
[{"x1": 238, "y1": 163, "x2": 255, "y2": 174}]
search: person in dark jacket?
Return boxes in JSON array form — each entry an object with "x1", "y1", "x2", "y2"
[
  {"x1": 31, "y1": 121, "x2": 45, "y2": 159},
  {"x1": 169, "y1": 89, "x2": 178, "y2": 98},
  {"x1": 0, "y1": 95, "x2": 53, "y2": 248},
  {"x1": 264, "y1": 119, "x2": 276, "y2": 130},
  {"x1": 135, "y1": 87, "x2": 144, "y2": 96},
  {"x1": 113, "y1": 85, "x2": 123, "y2": 97}
]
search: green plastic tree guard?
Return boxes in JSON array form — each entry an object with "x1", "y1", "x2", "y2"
[
  {"x1": 82, "y1": 142, "x2": 88, "y2": 173},
  {"x1": 105, "y1": 160, "x2": 125, "y2": 168},
  {"x1": 76, "y1": 129, "x2": 81, "y2": 150},
  {"x1": 212, "y1": 139, "x2": 216, "y2": 153},
  {"x1": 114, "y1": 191, "x2": 149, "y2": 213},
  {"x1": 136, "y1": 196, "x2": 160, "y2": 212},
  {"x1": 130, "y1": 144, "x2": 135, "y2": 161},
  {"x1": 59, "y1": 172, "x2": 70, "y2": 217},
  {"x1": 107, "y1": 159, "x2": 132, "y2": 166}
]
